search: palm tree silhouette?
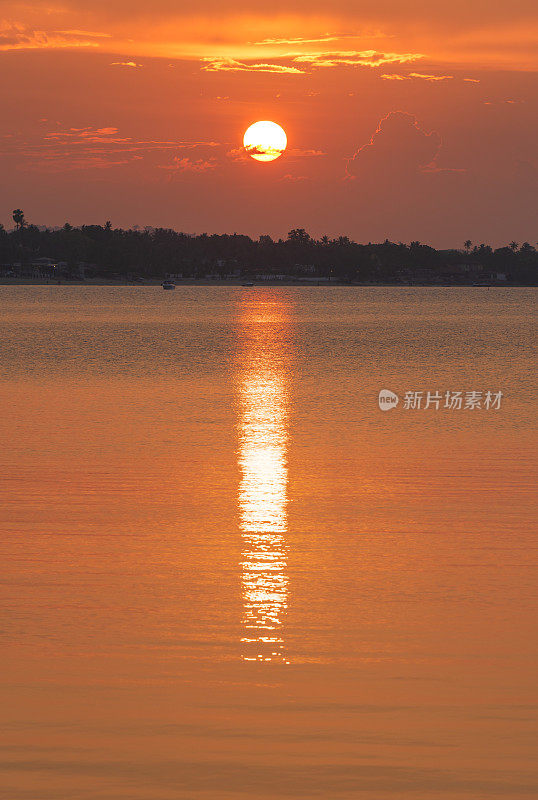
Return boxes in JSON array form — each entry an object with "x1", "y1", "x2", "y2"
[
  {"x1": 464, "y1": 240, "x2": 472, "y2": 254},
  {"x1": 509, "y1": 241, "x2": 519, "y2": 252},
  {"x1": 13, "y1": 209, "x2": 25, "y2": 231},
  {"x1": 13, "y1": 209, "x2": 26, "y2": 272}
]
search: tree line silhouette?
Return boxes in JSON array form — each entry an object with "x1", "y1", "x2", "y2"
[{"x1": 2, "y1": 211, "x2": 537, "y2": 284}]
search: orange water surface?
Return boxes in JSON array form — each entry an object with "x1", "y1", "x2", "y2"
[{"x1": 1, "y1": 286, "x2": 536, "y2": 799}]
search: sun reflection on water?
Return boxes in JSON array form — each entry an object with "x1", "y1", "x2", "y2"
[{"x1": 237, "y1": 300, "x2": 291, "y2": 663}]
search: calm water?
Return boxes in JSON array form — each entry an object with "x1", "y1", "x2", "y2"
[{"x1": 1, "y1": 286, "x2": 537, "y2": 799}]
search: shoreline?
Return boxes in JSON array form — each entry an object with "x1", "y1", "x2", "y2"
[{"x1": 0, "y1": 278, "x2": 533, "y2": 288}]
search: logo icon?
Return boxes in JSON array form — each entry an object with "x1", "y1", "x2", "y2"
[{"x1": 378, "y1": 389, "x2": 399, "y2": 411}]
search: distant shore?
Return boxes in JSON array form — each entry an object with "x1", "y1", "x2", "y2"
[{"x1": 0, "y1": 278, "x2": 532, "y2": 288}]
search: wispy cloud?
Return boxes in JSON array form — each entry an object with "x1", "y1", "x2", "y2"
[
  {"x1": 253, "y1": 33, "x2": 364, "y2": 45},
  {"x1": 110, "y1": 61, "x2": 142, "y2": 68},
  {"x1": 0, "y1": 125, "x2": 220, "y2": 173},
  {"x1": 227, "y1": 146, "x2": 277, "y2": 162},
  {"x1": 244, "y1": 144, "x2": 285, "y2": 159},
  {"x1": 0, "y1": 24, "x2": 110, "y2": 51},
  {"x1": 292, "y1": 50, "x2": 424, "y2": 69},
  {"x1": 287, "y1": 148, "x2": 326, "y2": 158},
  {"x1": 25, "y1": 154, "x2": 142, "y2": 172},
  {"x1": 202, "y1": 57, "x2": 304, "y2": 74},
  {"x1": 483, "y1": 98, "x2": 524, "y2": 105},
  {"x1": 57, "y1": 30, "x2": 110, "y2": 39},
  {"x1": 201, "y1": 49, "x2": 422, "y2": 76},
  {"x1": 159, "y1": 156, "x2": 216, "y2": 173},
  {"x1": 382, "y1": 72, "x2": 454, "y2": 81},
  {"x1": 409, "y1": 72, "x2": 453, "y2": 81},
  {"x1": 280, "y1": 174, "x2": 309, "y2": 182},
  {"x1": 383, "y1": 72, "x2": 483, "y2": 83},
  {"x1": 227, "y1": 145, "x2": 325, "y2": 163}
]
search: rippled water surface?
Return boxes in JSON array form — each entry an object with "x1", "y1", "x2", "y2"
[{"x1": 1, "y1": 286, "x2": 537, "y2": 799}]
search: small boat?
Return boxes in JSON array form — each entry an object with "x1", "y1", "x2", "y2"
[
  {"x1": 162, "y1": 280, "x2": 175, "y2": 290},
  {"x1": 241, "y1": 281, "x2": 254, "y2": 287}
]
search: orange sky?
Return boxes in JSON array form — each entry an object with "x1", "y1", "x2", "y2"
[{"x1": 1, "y1": 0, "x2": 537, "y2": 245}]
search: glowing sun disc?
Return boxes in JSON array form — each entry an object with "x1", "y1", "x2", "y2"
[{"x1": 243, "y1": 121, "x2": 287, "y2": 162}]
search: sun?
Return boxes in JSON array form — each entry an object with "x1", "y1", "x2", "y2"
[{"x1": 243, "y1": 121, "x2": 287, "y2": 162}]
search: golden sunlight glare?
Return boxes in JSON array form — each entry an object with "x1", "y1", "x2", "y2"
[{"x1": 243, "y1": 121, "x2": 287, "y2": 162}]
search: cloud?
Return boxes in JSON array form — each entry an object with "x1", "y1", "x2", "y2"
[
  {"x1": 253, "y1": 33, "x2": 365, "y2": 45},
  {"x1": 226, "y1": 145, "x2": 282, "y2": 162},
  {"x1": 287, "y1": 148, "x2": 326, "y2": 158},
  {"x1": 381, "y1": 72, "x2": 454, "y2": 81},
  {"x1": 21, "y1": 155, "x2": 141, "y2": 172},
  {"x1": 463, "y1": 77, "x2": 480, "y2": 83},
  {"x1": 292, "y1": 49, "x2": 423, "y2": 68},
  {"x1": 409, "y1": 72, "x2": 453, "y2": 81},
  {"x1": 43, "y1": 127, "x2": 130, "y2": 145},
  {"x1": 159, "y1": 156, "x2": 216, "y2": 172},
  {"x1": 110, "y1": 61, "x2": 142, "y2": 67},
  {"x1": 57, "y1": 29, "x2": 110, "y2": 38},
  {"x1": 0, "y1": 4, "x2": 535, "y2": 70},
  {"x1": 421, "y1": 163, "x2": 466, "y2": 174},
  {"x1": 202, "y1": 57, "x2": 304, "y2": 74},
  {"x1": 483, "y1": 98, "x2": 524, "y2": 105},
  {"x1": 244, "y1": 144, "x2": 285, "y2": 159},
  {"x1": 280, "y1": 174, "x2": 308, "y2": 182},
  {"x1": 347, "y1": 111, "x2": 442, "y2": 179},
  {"x1": 200, "y1": 49, "x2": 423, "y2": 76},
  {"x1": 227, "y1": 145, "x2": 325, "y2": 163},
  {"x1": 0, "y1": 124, "x2": 221, "y2": 173},
  {"x1": 226, "y1": 147, "x2": 247, "y2": 161},
  {"x1": 0, "y1": 24, "x2": 110, "y2": 51}
]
